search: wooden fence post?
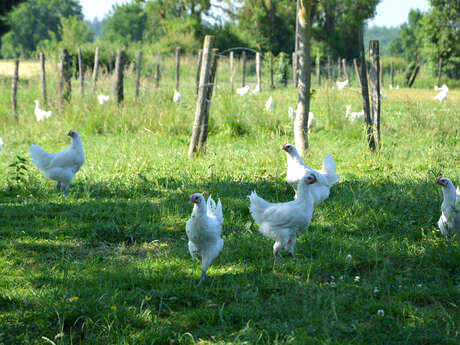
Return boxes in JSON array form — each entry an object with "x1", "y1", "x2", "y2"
[
  {"x1": 380, "y1": 60, "x2": 384, "y2": 87},
  {"x1": 229, "y1": 51, "x2": 234, "y2": 92},
  {"x1": 316, "y1": 55, "x2": 321, "y2": 86},
  {"x1": 256, "y1": 52, "x2": 262, "y2": 92},
  {"x1": 196, "y1": 49, "x2": 203, "y2": 94},
  {"x1": 114, "y1": 50, "x2": 125, "y2": 104},
  {"x1": 408, "y1": 63, "x2": 420, "y2": 88},
  {"x1": 358, "y1": 31, "x2": 374, "y2": 151},
  {"x1": 341, "y1": 58, "x2": 349, "y2": 81},
  {"x1": 269, "y1": 52, "x2": 274, "y2": 89},
  {"x1": 369, "y1": 40, "x2": 381, "y2": 148},
  {"x1": 353, "y1": 58, "x2": 362, "y2": 89},
  {"x1": 58, "y1": 48, "x2": 72, "y2": 105},
  {"x1": 241, "y1": 51, "x2": 246, "y2": 87},
  {"x1": 327, "y1": 55, "x2": 331, "y2": 87},
  {"x1": 78, "y1": 48, "x2": 84, "y2": 96},
  {"x1": 390, "y1": 61, "x2": 394, "y2": 86},
  {"x1": 189, "y1": 35, "x2": 215, "y2": 157},
  {"x1": 40, "y1": 52, "x2": 47, "y2": 105},
  {"x1": 12, "y1": 59, "x2": 19, "y2": 118},
  {"x1": 337, "y1": 57, "x2": 342, "y2": 79},
  {"x1": 437, "y1": 57, "x2": 442, "y2": 86},
  {"x1": 92, "y1": 47, "x2": 99, "y2": 90},
  {"x1": 154, "y1": 50, "x2": 161, "y2": 89},
  {"x1": 175, "y1": 47, "x2": 181, "y2": 90},
  {"x1": 135, "y1": 50, "x2": 143, "y2": 100}
]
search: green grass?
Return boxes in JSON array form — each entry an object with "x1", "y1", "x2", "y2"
[{"x1": 0, "y1": 64, "x2": 459, "y2": 344}]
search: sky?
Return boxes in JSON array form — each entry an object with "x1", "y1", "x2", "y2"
[{"x1": 80, "y1": 0, "x2": 431, "y2": 27}]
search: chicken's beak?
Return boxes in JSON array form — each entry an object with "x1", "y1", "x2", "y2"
[
  {"x1": 436, "y1": 176, "x2": 445, "y2": 187},
  {"x1": 281, "y1": 144, "x2": 288, "y2": 152},
  {"x1": 67, "y1": 131, "x2": 73, "y2": 137}
]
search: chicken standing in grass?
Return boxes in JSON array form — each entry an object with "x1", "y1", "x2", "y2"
[
  {"x1": 282, "y1": 143, "x2": 339, "y2": 207},
  {"x1": 248, "y1": 173, "x2": 317, "y2": 265},
  {"x1": 236, "y1": 85, "x2": 250, "y2": 96},
  {"x1": 265, "y1": 95, "x2": 274, "y2": 112},
  {"x1": 0, "y1": 137, "x2": 3, "y2": 150},
  {"x1": 173, "y1": 89, "x2": 182, "y2": 104},
  {"x1": 434, "y1": 84, "x2": 448, "y2": 103},
  {"x1": 336, "y1": 79, "x2": 349, "y2": 90},
  {"x1": 29, "y1": 130, "x2": 85, "y2": 192},
  {"x1": 186, "y1": 194, "x2": 224, "y2": 285},
  {"x1": 97, "y1": 94, "x2": 109, "y2": 104},
  {"x1": 34, "y1": 100, "x2": 52, "y2": 121},
  {"x1": 436, "y1": 177, "x2": 460, "y2": 240}
]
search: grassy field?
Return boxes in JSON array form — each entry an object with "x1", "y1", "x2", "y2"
[{"x1": 0, "y1": 57, "x2": 459, "y2": 344}]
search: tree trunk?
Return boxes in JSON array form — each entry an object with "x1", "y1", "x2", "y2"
[
  {"x1": 92, "y1": 47, "x2": 99, "y2": 91},
  {"x1": 437, "y1": 57, "x2": 442, "y2": 86},
  {"x1": 341, "y1": 58, "x2": 349, "y2": 80},
  {"x1": 327, "y1": 55, "x2": 331, "y2": 87},
  {"x1": 241, "y1": 51, "x2": 246, "y2": 87},
  {"x1": 369, "y1": 40, "x2": 381, "y2": 148},
  {"x1": 358, "y1": 30, "x2": 374, "y2": 151},
  {"x1": 113, "y1": 50, "x2": 125, "y2": 104},
  {"x1": 256, "y1": 52, "x2": 262, "y2": 92},
  {"x1": 269, "y1": 52, "x2": 274, "y2": 89},
  {"x1": 154, "y1": 50, "x2": 161, "y2": 89},
  {"x1": 353, "y1": 58, "x2": 362, "y2": 89},
  {"x1": 294, "y1": 0, "x2": 317, "y2": 156},
  {"x1": 135, "y1": 51, "x2": 143, "y2": 100},
  {"x1": 40, "y1": 52, "x2": 47, "y2": 105},
  {"x1": 175, "y1": 47, "x2": 181, "y2": 90},
  {"x1": 229, "y1": 51, "x2": 234, "y2": 92}
]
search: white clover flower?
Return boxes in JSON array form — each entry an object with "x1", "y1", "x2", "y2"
[
  {"x1": 346, "y1": 254, "x2": 352, "y2": 260},
  {"x1": 373, "y1": 287, "x2": 379, "y2": 294},
  {"x1": 377, "y1": 309, "x2": 385, "y2": 317}
]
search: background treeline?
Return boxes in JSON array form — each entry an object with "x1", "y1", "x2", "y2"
[{"x1": 0, "y1": 0, "x2": 459, "y2": 79}]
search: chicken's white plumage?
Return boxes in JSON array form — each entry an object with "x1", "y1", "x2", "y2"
[
  {"x1": 265, "y1": 96, "x2": 274, "y2": 112},
  {"x1": 436, "y1": 177, "x2": 460, "y2": 240},
  {"x1": 282, "y1": 143, "x2": 339, "y2": 207},
  {"x1": 29, "y1": 130, "x2": 85, "y2": 192},
  {"x1": 186, "y1": 193, "x2": 224, "y2": 284},
  {"x1": 249, "y1": 173, "x2": 317, "y2": 265},
  {"x1": 336, "y1": 79, "x2": 349, "y2": 90},
  {"x1": 0, "y1": 137, "x2": 3, "y2": 150},
  {"x1": 173, "y1": 89, "x2": 182, "y2": 104},
  {"x1": 236, "y1": 85, "x2": 250, "y2": 96},
  {"x1": 97, "y1": 94, "x2": 109, "y2": 104},
  {"x1": 345, "y1": 105, "x2": 364, "y2": 122},
  {"x1": 251, "y1": 84, "x2": 260, "y2": 94},
  {"x1": 34, "y1": 100, "x2": 52, "y2": 121},
  {"x1": 434, "y1": 84, "x2": 448, "y2": 102}
]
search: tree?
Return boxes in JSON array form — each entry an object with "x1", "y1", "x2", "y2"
[
  {"x1": 1, "y1": 0, "x2": 82, "y2": 58},
  {"x1": 59, "y1": 16, "x2": 93, "y2": 50},
  {"x1": 0, "y1": 0, "x2": 26, "y2": 55},
  {"x1": 419, "y1": 0, "x2": 460, "y2": 78}
]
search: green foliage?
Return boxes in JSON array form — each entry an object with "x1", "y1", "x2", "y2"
[
  {"x1": 364, "y1": 26, "x2": 401, "y2": 56},
  {"x1": 6, "y1": 155, "x2": 29, "y2": 191},
  {"x1": 0, "y1": 0, "x2": 83, "y2": 58}
]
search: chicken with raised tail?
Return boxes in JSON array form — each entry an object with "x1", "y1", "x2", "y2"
[
  {"x1": 29, "y1": 130, "x2": 85, "y2": 192},
  {"x1": 34, "y1": 100, "x2": 52, "y2": 121},
  {"x1": 173, "y1": 89, "x2": 182, "y2": 104},
  {"x1": 186, "y1": 194, "x2": 224, "y2": 285},
  {"x1": 436, "y1": 177, "x2": 460, "y2": 240},
  {"x1": 249, "y1": 173, "x2": 317, "y2": 265},
  {"x1": 282, "y1": 143, "x2": 339, "y2": 207}
]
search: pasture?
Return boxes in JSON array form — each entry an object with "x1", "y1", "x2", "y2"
[{"x1": 0, "y1": 57, "x2": 459, "y2": 344}]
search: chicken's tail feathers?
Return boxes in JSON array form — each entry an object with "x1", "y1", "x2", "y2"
[
  {"x1": 207, "y1": 196, "x2": 224, "y2": 224},
  {"x1": 248, "y1": 191, "x2": 270, "y2": 224},
  {"x1": 29, "y1": 144, "x2": 53, "y2": 170},
  {"x1": 321, "y1": 154, "x2": 340, "y2": 186}
]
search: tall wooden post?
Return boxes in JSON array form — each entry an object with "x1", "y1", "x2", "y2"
[
  {"x1": 189, "y1": 35, "x2": 215, "y2": 157},
  {"x1": 337, "y1": 57, "x2": 342, "y2": 79},
  {"x1": 58, "y1": 48, "x2": 72, "y2": 105},
  {"x1": 175, "y1": 47, "x2": 181, "y2": 90},
  {"x1": 327, "y1": 55, "x2": 332, "y2": 87},
  {"x1": 196, "y1": 49, "x2": 203, "y2": 94},
  {"x1": 154, "y1": 50, "x2": 161, "y2": 89},
  {"x1": 315, "y1": 55, "x2": 321, "y2": 86},
  {"x1": 437, "y1": 57, "x2": 442, "y2": 86},
  {"x1": 135, "y1": 51, "x2": 143, "y2": 100},
  {"x1": 11, "y1": 59, "x2": 19, "y2": 118},
  {"x1": 40, "y1": 52, "x2": 47, "y2": 105},
  {"x1": 241, "y1": 51, "x2": 246, "y2": 87},
  {"x1": 114, "y1": 50, "x2": 125, "y2": 104},
  {"x1": 341, "y1": 58, "x2": 349, "y2": 80},
  {"x1": 353, "y1": 58, "x2": 362, "y2": 89},
  {"x1": 256, "y1": 52, "x2": 262, "y2": 92},
  {"x1": 358, "y1": 31, "x2": 374, "y2": 151},
  {"x1": 390, "y1": 61, "x2": 394, "y2": 86},
  {"x1": 269, "y1": 52, "x2": 274, "y2": 89},
  {"x1": 229, "y1": 51, "x2": 234, "y2": 91},
  {"x1": 369, "y1": 40, "x2": 381, "y2": 148},
  {"x1": 78, "y1": 48, "x2": 84, "y2": 96},
  {"x1": 92, "y1": 47, "x2": 99, "y2": 90}
]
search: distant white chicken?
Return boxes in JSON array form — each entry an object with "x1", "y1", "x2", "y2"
[
  {"x1": 29, "y1": 130, "x2": 85, "y2": 192},
  {"x1": 97, "y1": 94, "x2": 109, "y2": 104},
  {"x1": 173, "y1": 89, "x2": 182, "y2": 104},
  {"x1": 248, "y1": 173, "x2": 317, "y2": 265},
  {"x1": 236, "y1": 85, "x2": 250, "y2": 96},
  {"x1": 282, "y1": 143, "x2": 339, "y2": 207},
  {"x1": 288, "y1": 106, "x2": 316, "y2": 131},
  {"x1": 380, "y1": 92, "x2": 387, "y2": 99},
  {"x1": 389, "y1": 84, "x2": 393, "y2": 89},
  {"x1": 434, "y1": 84, "x2": 448, "y2": 102},
  {"x1": 251, "y1": 84, "x2": 260, "y2": 94},
  {"x1": 345, "y1": 105, "x2": 364, "y2": 122},
  {"x1": 434, "y1": 84, "x2": 447, "y2": 91},
  {"x1": 34, "y1": 100, "x2": 52, "y2": 121},
  {"x1": 265, "y1": 95, "x2": 274, "y2": 112},
  {"x1": 395, "y1": 85, "x2": 400, "y2": 90},
  {"x1": 436, "y1": 177, "x2": 460, "y2": 240},
  {"x1": 0, "y1": 137, "x2": 3, "y2": 150},
  {"x1": 186, "y1": 193, "x2": 224, "y2": 285},
  {"x1": 336, "y1": 79, "x2": 349, "y2": 90}
]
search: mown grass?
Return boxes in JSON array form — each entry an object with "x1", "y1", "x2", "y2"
[{"x1": 0, "y1": 62, "x2": 459, "y2": 344}]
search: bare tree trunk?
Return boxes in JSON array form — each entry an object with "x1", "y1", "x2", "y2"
[
  {"x1": 135, "y1": 51, "x2": 143, "y2": 100},
  {"x1": 353, "y1": 58, "x2": 362, "y2": 89},
  {"x1": 92, "y1": 47, "x2": 99, "y2": 91},
  {"x1": 241, "y1": 51, "x2": 246, "y2": 87},
  {"x1": 256, "y1": 52, "x2": 262, "y2": 92},
  {"x1": 175, "y1": 47, "x2": 181, "y2": 90},
  {"x1": 40, "y1": 52, "x2": 47, "y2": 105},
  {"x1": 294, "y1": 0, "x2": 317, "y2": 156},
  {"x1": 390, "y1": 61, "x2": 394, "y2": 86},
  {"x1": 12, "y1": 59, "x2": 19, "y2": 119},
  {"x1": 58, "y1": 49, "x2": 72, "y2": 106},
  {"x1": 113, "y1": 50, "x2": 125, "y2": 104},
  {"x1": 369, "y1": 40, "x2": 381, "y2": 148},
  {"x1": 341, "y1": 58, "x2": 349, "y2": 80},
  {"x1": 327, "y1": 55, "x2": 332, "y2": 87},
  {"x1": 437, "y1": 57, "x2": 442, "y2": 86},
  {"x1": 316, "y1": 54, "x2": 321, "y2": 86},
  {"x1": 229, "y1": 51, "x2": 234, "y2": 92},
  {"x1": 358, "y1": 30, "x2": 375, "y2": 151},
  {"x1": 337, "y1": 57, "x2": 342, "y2": 79},
  {"x1": 154, "y1": 50, "x2": 161, "y2": 89},
  {"x1": 269, "y1": 52, "x2": 274, "y2": 89}
]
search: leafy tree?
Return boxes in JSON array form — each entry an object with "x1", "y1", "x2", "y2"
[
  {"x1": 389, "y1": 9, "x2": 424, "y2": 61},
  {"x1": 59, "y1": 16, "x2": 93, "y2": 50},
  {"x1": 85, "y1": 18, "x2": 105, "y2": 39},
  {"x1": 0, "y1": 0, "x2": 26, "y2": 54},
  {"x1": 364, "y1": 25, "x2": 401, "y2": 56},
  {"x1": 0, "y1": 0, "x2": 82, "y2": 58}
]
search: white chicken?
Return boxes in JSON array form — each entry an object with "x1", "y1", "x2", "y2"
[
  {"x1": 236, "y1": 85, "x2": 250, "y2": 96},
  {"x1": 436, "y1": 177, "x2": 460, "y2": 240},
  {"x1": 288, "y1": 106, "x2": 316, "y2": 131},
  {"x1": 282, "y1": 143, "x2": 339, "y2": 207},
  {"x1": 248, "y1": 173, "x2": 317, "y2": 265},
  {"x1": 29, "y1": 130, "x2": 85, "y2": 192},
  {"x1": 336, "y1": 79, "x2": 349, "y2": 90},
  {"x1": 345, "y1": 105, "x2": 364, "y2": 122},
  {"x1": 0, "y1": 137, "x2": 3, "y2": 150},
  {"x1": 186, "y1": 193, "x2": 224, "y2": 285},
  {"x1": 434, "y1": 84, "x2": 448, "y2": 102},
  {"x1": 97, "y1": 94, "x2": 109, "y2": 104},
  {"x1": 173, "y1": 89, "x2": 182, "y2": 104},
  {"x1": 265, "y1": 95, "x2": 274, "y2": 112},
  {"x1": 34, "y1": 100, "x2": 52, "y2": 121},
  {"x1": 251, "y1": 84, "x2": 260, "y2": 94}
]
